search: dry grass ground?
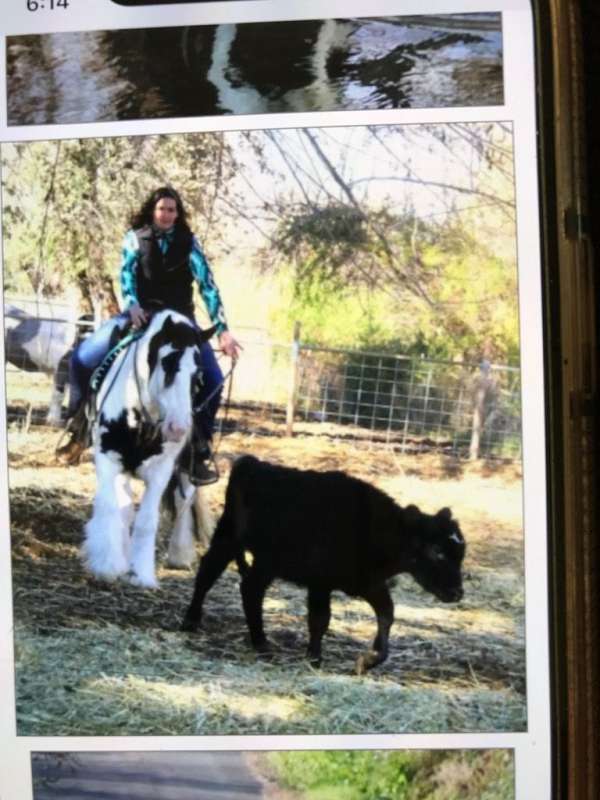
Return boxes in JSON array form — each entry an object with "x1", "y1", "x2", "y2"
[{"x1": 7, "y1": 374, "x2": 526, "y2": 737}]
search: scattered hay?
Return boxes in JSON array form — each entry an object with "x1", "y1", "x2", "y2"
[
  {"x1": 15, "y1": 621, "x2": 525, "y2": 736},
  {"x1": 9, "y1": 414, "x2": 526, "y2": 737}
]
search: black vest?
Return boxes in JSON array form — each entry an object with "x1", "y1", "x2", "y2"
[{"x1": 135, "y1": 225, "x2": 195, "y2": 317}]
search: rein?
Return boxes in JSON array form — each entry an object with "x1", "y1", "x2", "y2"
[
  {"x1": 132, "y1": 337, "x2": 158, "y2": 429},
  {"x1": 88, "y1": 329, "x2": 147, "y2": 430},
  {"x1": 196, "y1": 356, "x2": 236, "y2": 457}
]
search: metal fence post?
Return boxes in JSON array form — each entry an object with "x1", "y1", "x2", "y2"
[{"x1": 285, "y1": 322, "x2": 301, "y2": 437}]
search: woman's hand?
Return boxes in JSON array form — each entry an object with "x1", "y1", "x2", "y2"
[
  {"x1": 218, "y1": 330, "x2": 242, "y2": 362},
  {"x1": 129, "y1": 304, "x2": 148, "y2": 329}
]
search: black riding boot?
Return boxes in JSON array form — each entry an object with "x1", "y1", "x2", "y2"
[
  {"x1": 189, "y1": 444, "x2": 219, "y2": 486},
  {"x1": 55, "y1": 403, "x2": 90, "y2": 465},
  {"x1": 183, "y1": 419, "x2": 219, "y2": 486}
]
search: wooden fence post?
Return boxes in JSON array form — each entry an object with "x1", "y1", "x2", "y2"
[
  {"x1": 286, "y1": 322, "x2": 301, "y2": 437},
  {"x1": 469, "y1": 360, "x2": 494, "y2": 461}
]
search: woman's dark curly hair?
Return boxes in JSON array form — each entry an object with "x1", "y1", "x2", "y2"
[{"x1": 130, "y1": 186, "x2": 191, "y2": 233}]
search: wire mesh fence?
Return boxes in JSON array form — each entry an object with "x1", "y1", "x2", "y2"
[
  {"x1": 3, "y1": 300, "x2": 522, "y2": 461},
  {"x1": 292, "y1": 345, "x2": 522, "y2": 460}
]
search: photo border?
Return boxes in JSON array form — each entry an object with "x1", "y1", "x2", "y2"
[{"x1": 2, "y1": 0, "x2": 596, "y2": 797}]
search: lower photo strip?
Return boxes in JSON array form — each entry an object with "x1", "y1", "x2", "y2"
[{"x1": 30, "y1": 748, "x2": 515, "y2": 799}]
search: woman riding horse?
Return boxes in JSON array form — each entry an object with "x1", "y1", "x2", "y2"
[{"x1": 56, "y1": 186, "x2": 241, "y2": 483}]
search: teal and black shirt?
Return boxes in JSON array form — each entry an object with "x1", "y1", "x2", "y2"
[{"x1": 120, "y1": 225, "x2": 228, "y2": 334}]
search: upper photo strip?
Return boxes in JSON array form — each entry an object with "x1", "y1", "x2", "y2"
[{"x1": 6, "y1": 14, "x2": 504, "y2": 126}]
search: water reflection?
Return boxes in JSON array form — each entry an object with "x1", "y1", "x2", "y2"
[{"x1": 7, "y1": 15, "x2": 503, "y2": 125}]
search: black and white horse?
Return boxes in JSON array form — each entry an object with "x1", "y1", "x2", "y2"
[{"x1": 83, "y1": 309, "x2": 214, "y2": 588}]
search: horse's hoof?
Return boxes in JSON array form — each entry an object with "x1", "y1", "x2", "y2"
[
  {"x1": 166, "y1": 555, "x2": 194, "y2": 570},
  {"x1": 128, "y1": 571, "x2": 158, "y2": 589}
]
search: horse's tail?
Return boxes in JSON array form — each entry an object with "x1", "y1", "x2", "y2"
[
  {"x1": 163, "y1": 470, "x2": 214, "y2": 548},
  {"x1": 162, "y1": 473, "x2": 179, "y2": 519}
]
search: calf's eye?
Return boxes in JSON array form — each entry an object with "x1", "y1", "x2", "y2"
[{"x1": 426, "y1": 544, "x2": 446, "y2": 561}]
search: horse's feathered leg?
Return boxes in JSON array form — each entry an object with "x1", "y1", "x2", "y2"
[
  {"x1": 166, "y1": 472, "x2": 197, "y2": 568},
  {"x1": 128, "y1": 455, "x2": 177, "y2": 587},
  {"x1": 47, "y1": 350, "x2": 70, "y2": 426},
  {"x1": 166, "y1": 473, "x2": 214, "y2": 568},
  {"x1": 82, "y1": 453, "x2": 133, "y2": 581}
]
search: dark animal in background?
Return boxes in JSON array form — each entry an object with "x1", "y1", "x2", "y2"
[
  {"x1": 182, "y1": 455, "x2": 466, "y2": 674},
  {"x1": 4, "y1": 303, "x2": 93, "y2": 425}
]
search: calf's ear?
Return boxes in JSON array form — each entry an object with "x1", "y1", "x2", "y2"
[
  {"x1": 436, "y1": 507, "x2": 452, "y2": 520},
  {"x1": 404, "y1": 504, "x2": 422, "y2": 524}
]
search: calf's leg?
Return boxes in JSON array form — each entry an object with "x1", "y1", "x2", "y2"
[
  {"x1": 306, "y1": 588, "x2": 332, "y2": 667},
  {"x1": 355, "y1": 584, "x2": 394, "y2": 675},
  {"x1": 181, "y1": 514, "x2": 238, "y2": 631},
  {"x1": 240, "y1": 564, "x2": 273, "y2": 652}
]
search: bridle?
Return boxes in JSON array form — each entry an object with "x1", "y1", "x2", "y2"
[{"x1": 92, "y1": 319, "x2": 236, "y2": 456}]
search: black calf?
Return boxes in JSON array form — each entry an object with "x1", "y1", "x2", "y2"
[{"x1": 182, "y1": 455, "x2": 465, "y2": 673}]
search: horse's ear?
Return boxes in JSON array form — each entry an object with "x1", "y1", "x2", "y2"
[
  {"x1": 196, "y1": 325, "x2": 217, "y2": 345},
  {"x1": 162, "y1": 314, "x2": 175, "y2": 336}
]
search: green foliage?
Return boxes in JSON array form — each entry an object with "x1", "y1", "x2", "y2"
[
  {"x1": 269, "y1": 268, "x2": 402, "y2": 350},
  {"x1": 1, "y1": 134, "x2": 236, "y2": 311},
  {"x1": 276, "y1": 203, "x2": 369, "y2": 283},
  {"x1": 268, "y1": 123, "x2": 519, "y2": 364},
  {"x1": 2, "y1": 124, "x2": 520, "y2": 364},
  {"x1": 271, "y1": 226, "x2": 519, "y2": 364},
  {"x1": 268, "y1": 750, "x2": 514, "y2": 800},
  {"x1": 269, "y1": 750, "x2": 417, "y2": 800}
]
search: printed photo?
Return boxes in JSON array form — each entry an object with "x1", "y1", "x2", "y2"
[
  {"x1": 6, "y1": 14, "x2": 503, "y2": 125},
  {"x1": 3, "y1": 121, "x2": 524, "y2": 736},
  {"x1": 31, "y1": 749, "x2": 515, "y2": 799}
]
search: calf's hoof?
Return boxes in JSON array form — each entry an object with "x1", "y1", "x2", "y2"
[
  {"x1": 252, "y1": 638, "x2": 273, "y2": 659},
  {"x1": 355, "y1": 649, "x2": 386, "y2": 676},
  {"x1": 181, "y1": 612, "x2": 202, "y2": 633},
  {"x1": 306, "y1": 649, "x2": 322, "y2": 669}
]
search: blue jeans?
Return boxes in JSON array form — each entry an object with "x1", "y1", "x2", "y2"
[{"x1": 68, "y1": 312, "x2": 223, "y2": 441}]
